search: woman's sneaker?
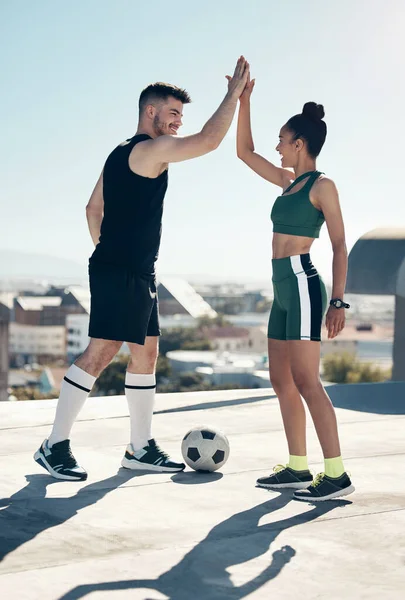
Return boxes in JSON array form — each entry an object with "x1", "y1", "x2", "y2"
[
  {"x1": 34, "y1": 439, "x2": 88, "y2": 481},
  {"x1": 294, "y1": 472, "x2": 355, "y2": 501},
  {"x1": 121, "y1": 439, "x2": 185, "y2": 472},
  {"x1": 256, "y1": 464, "x2": 313, "y2": 490}
]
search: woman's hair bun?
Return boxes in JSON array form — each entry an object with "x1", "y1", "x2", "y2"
[{"x1": 302, "y1": 102, "x2": 325, "y2": 121}]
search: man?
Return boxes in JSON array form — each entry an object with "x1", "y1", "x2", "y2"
[{"x1": 34, "y1": 56, "x2": 249, "y2": 481}]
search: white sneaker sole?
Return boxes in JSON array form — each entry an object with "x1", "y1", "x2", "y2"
[
  {"x1": 294, "y1": 484, "x2": 355, "y2": 501},
  {"x1": 34, "y1": 449, "x2": 87, "y2": 481},
  {"x1": 121, "y1": 456, "x2": 185, "y2": 473},
  {"x1": 257, "y1": 480, "x2": 312, "y2": 490}
]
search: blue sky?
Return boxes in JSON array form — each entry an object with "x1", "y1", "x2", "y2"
[{"x1": 1, "y1": 0, "x2": 404, "y2": 283}]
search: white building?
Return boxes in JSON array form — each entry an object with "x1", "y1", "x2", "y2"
[
  {"x1": 66, "y1": 313, "x2": 129, "y2": 362},
  {"x1": 245, "y1": 326, "x2": 268, "y2": 354},
  {"x1": 9, "y1": 323, "x2": 66, "y2": 361},
  {"x1": 207, "y1": 327, "x2": 250, "y2": 352},
  {"x1": 166, "y1": 349, "x2": 269, "y2": 388},
  {"x1": 66, "y1": 313, "x2": 90, "y2": 360},
  {"x1": 206, "y1": 326, "x2": 268, "y2": 354}
]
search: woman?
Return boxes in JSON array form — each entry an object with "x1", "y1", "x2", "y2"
[{"x1": 236, "y1": 74, "x2": 354, "y2": 501}]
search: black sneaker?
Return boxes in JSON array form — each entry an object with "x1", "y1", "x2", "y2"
[
  {"x1": 34, "y1": 439, "x2": 88, "y2": 481},
  {"x1": 294, "y1": 472, "x2": 355, "y2": 501},
  {"x1": 257, "y1": 464, "x2": 313, "y2": 490},
  {"x1": 121, "y1": 439, "x2": 185, "y2": 473}
]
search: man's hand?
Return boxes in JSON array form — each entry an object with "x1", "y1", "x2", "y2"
[
  {"x1": 239, "y1": 71, "x2": 255, "y2": 104},
  {"x1": 225, "y1": 56, "x2": 250, "y2": 99},
  {"x1": 325, "y1": 306, "x2": 346, "y2": 339},
  {"x1": 134, "y1": 57, "x2": 250, "y2": 166}
]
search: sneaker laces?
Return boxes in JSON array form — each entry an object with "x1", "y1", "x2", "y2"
[
  {"x1": 313, "y1": 472, "x2": 325, "y2": 487},
  {"x1": 150, "y1": 440, "x2": 170, "y2": 460},
  {"x1": 53, "y1": 442, "x2": 77, "y2": 469},
  {"x1": 273, "y1": 464, "x2": 287, "y2": 474}
]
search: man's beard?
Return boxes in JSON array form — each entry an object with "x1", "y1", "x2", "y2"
[{"x1": 153, "y1": 115, "x2": 168, "y2": 137}]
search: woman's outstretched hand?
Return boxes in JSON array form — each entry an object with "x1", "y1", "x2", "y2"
[{"x1": 239, "y1": 71, "x2": 255, "y2": 104}]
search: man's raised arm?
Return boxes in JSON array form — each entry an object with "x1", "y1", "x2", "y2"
[{"x1": 144, "y1": 56, "x2": 249, "y2": 164}]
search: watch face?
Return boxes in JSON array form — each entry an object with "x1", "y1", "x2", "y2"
[{"x1": 335, "y1": 300, "x2": 342, "y2": 307}]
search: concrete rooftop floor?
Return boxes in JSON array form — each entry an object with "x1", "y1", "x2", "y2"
[{"x1": 0, "y1": 382, "x2": 404, "y2": 599}]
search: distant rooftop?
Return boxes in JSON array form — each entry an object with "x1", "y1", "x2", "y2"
[
  {"x1": 207, "y1": 327, "x2": 250, "y2": 339},
  {"x1": 166, "y1": 349, "x2": 266, "y2": 365},
  {"x1": 16, "y1": 296, "x2": 62, "y2": 311},
  {"x1": 0, "y1": 292, "x2": 14, "y2": 309},
  {"x1": 66, "y1": 286, "x2": 91, "y2": 314},
  {"x1": 159, "y1": 277, "x2": 217, "y2": 319}
]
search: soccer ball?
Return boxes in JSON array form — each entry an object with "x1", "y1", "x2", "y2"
[{"x1": 181, "y1": 426, "x2": 230, "y2": 472}]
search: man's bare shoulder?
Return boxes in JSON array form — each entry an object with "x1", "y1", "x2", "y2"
[
  {"x1": 134, "y1": 135, "x2": 175, "y2": 151},
  {"x1": 129, "y1": 136, "x2": 169, "y2": 177}
]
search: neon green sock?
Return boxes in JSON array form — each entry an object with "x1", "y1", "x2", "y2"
[
  {"x1": 287, "y1": 455, "x2": 308, "y2": 471},
  {"x1": 324, "y1": 456, "x2": 345, "y2": 478}
]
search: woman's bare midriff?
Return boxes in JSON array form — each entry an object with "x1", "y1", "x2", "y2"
[{"x1": 272, "y1": 232, "x2": 315, "y2": 259}]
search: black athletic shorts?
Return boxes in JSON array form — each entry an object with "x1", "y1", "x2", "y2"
[{"x1": 88, "y1": 260, "x2": 160, "y2": 345}]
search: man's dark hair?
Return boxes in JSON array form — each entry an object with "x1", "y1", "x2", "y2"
[{"x1": 139, "y1": 82, "x2": 191, "y2": 115}]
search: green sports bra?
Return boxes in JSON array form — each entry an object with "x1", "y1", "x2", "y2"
[{"x1": 271, "y1": 170, "x2": 325, "y2": 238}]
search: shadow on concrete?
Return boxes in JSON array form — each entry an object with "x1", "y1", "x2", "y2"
[
  {"x1": 326, "y1": 382, "x2": 405, "y2": 415},
  {"x1": 155, "y1": 394, "x2": 276, "y2": 415},
  {"x1": 171, "y1": 471, "x2": 223, "y2": 484},
  {"x1": 0, "y1": 464, "x2": 227, "y2": 565},
  {"x1": 57, "y1": 494, "x2": 351, "y2": 600},
  {"x1": 0, "y1": 469, "x2": 151, "y2": 563}
]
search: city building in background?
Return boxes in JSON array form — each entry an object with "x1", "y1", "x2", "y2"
[
  {"x1": 347, "y1": 227, "x2": 405, "y2": 379},
  {"x1": 0, "y1": 302, "x2": 10, "y2": 401},
  {"x1": 10, "y1": 286, "x2": 90, "y2": 366},
  {"x1": 158, "y1": 277, "x2": 217, "y2": 318},
  {"x1": 66, "y1": 313, "x2": 90, "y2": 363},
  {"x1": 206, "y1": 326, "x2": 268, "y2": 354},
  {"x1": 9, "y1": 323, "x2": 66, "y2": 366},
  {"x1": 0, "y1": 264, "x2": 397, "y2": 400},
  {"x1": 166, "y1": 349, "x2": 269, "y2": 388},
  {"x1": 194, "y1": 282, "x2": 271, "y2": 315}
]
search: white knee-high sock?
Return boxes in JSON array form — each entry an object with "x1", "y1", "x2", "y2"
[
  {"x1": 48, "y1": 364, "x2": 96, "y2": 447},
  {"x1": 125, "y1": 372, "x2": 156, "y2": 450}
]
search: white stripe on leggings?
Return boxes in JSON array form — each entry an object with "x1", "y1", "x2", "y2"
[{"x1": 290, "y1": 256, "x2": 311, "y2": 339}]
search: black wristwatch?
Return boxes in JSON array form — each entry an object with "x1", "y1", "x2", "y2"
[{"x1": 330, "y1": 298, "x2": 350, "y2": 309}]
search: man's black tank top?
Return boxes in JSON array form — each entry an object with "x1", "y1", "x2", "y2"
[{"x1": 90, "y1": 134, "x2": 168, "y2": 276}]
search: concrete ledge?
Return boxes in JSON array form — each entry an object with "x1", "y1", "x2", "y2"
[
  {"x1": 0, "y1": 388, "x2": 275, "y2": 430},
  {"x1": 325, "y1": 381, "x2": 405, "y2": 414}
]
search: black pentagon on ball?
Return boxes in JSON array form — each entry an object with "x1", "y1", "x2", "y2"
[
  {"x1": 212, "y1": 449, "x2": 225, "y2": 464},
  {"x1": 201, "y1": 430, "x2": 216, "y2": 440},
  {"x1": 183, "y1": 431, "x2": 192, "y2": 441},
  {"x1": 187, "y1": 447, "x2": 201, "y2": 462}
]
